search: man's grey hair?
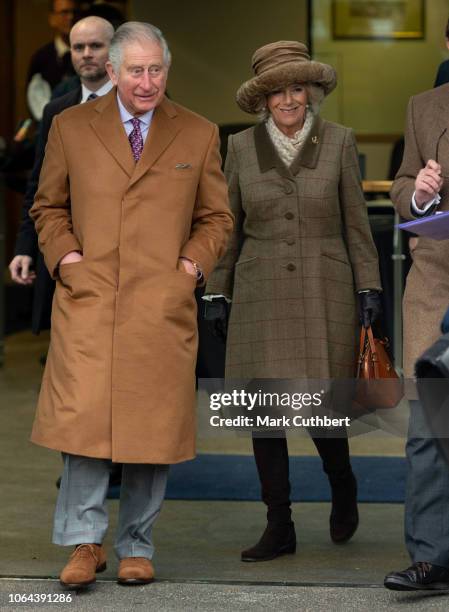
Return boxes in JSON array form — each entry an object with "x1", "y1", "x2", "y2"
[{"x1": 109, "y1": 21, "x2": 171, "y2": 71}]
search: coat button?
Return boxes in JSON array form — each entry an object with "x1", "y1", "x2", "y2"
[
  {"x1": 285, "y1": 238, "x2": 295, "y2": 246},
  {"x1": 287, "y1": 263, "x2": 296, "y2": 271},
  {"x1": 283, "y1": 182, "x2": 294, "y2": 194},
  {"x1": 285, "y1": 212, "x2": 294, "y2": 220}
]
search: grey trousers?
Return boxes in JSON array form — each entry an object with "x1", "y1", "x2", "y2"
[
  {"x1": 53, "y1": 453, "x2": 169, "y2": 560},
  {"x1": 405, "y1": 400, "x2": 449, "y2": 567}
]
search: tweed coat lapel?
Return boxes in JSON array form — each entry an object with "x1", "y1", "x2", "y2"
[
  {"x1": 128, "y1": 97, "x2": 181, "y2": 188},
  {"x1": 254, "y1": 121, "x2": 290, "y2": 178},
  {"x1": 290, "y1": 115, "x2": 324, "y2": 175},
  {"x1": 254, "y1": 116, "x2": 324, "y2": 177},
  {"x1": 90, "y1": 88, "x2": 135, "y2": 177},
  {"x1": 432, "y1": 95, "x2": 449, "y2": 165}
]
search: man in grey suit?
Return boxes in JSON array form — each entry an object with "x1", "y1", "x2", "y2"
[{"x1": 385, "y1": 84, "x2": 449, "y2": 591}]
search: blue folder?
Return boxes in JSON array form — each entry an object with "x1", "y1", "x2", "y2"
[{"x1": 397, "y1": 211, "x2": 449, "y2": 240}]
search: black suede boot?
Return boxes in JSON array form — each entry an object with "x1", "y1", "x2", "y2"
[
  {"x1": 241, "y1": 435, "x2": 297, "y2": 562},
  {"x1": 312, "y1": 436, "x2": 359, "y2": 543},
  {"x1": 241, "y1": 521, "x2": 296, "y2": 562},
  {"x1": 328, "y1": 469, "x2": 358, "y2": 543}
]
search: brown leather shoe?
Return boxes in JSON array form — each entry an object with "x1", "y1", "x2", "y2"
[
  {"x1": 117, "y1": 557, "x2": 154, "y2": 585},
  {"x1": 60, "y1": 544, "x2": 107, "y2": 589}
]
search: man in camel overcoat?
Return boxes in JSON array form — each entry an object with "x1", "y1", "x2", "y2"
[{"x1": 30, "y1": 21, "x2": 233, "y2": 588}]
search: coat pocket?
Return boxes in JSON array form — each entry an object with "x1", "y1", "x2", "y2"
[
  {"x1": 58, "y1": 261, "x2": 84, "y2": 285},
  {"x1": 167, "y1": 167, "x2": 197, "y2": 181},
  {"x1": 234, "y1": 256, "x2": 259, "y2": 284},
  {"x1": 321, "y1": 252, "x2": 350, "y2": 267},
  {"x1": 58, "y1": 260, "x2": 96, "y2": 299},
  {"x1": 235, "y1": 256, "x2": 258, "y2": 267}
]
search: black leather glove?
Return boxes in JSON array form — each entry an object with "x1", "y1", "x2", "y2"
[
  {"x1": 204, "y1": 297, "x2": 229, "y2": 341},
  {"x1": 358, "y1": 290, "x2": 382, "y2": 328},
  {"x1": 441, "y1": 306, "x2": 449, "y2": 333}
]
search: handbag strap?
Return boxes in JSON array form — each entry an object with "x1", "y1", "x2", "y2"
[
  {"x1": 358, "y1": 325, "x2": 380, "y2": 378},
  {"x1": 359, "y1": 325, "x2": 367, "y2": 355},
  {"x1": 366, "y1": 325, "x2": 380, "y2": 378}
]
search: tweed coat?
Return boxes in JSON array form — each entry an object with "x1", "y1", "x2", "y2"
[
  {"x1": 390, "y1": 83, "x2": 449, "y2": 380},
  {"x1": 29, "y1": 89, "x2": 233, "y2": 463},
  {"x1": 206, "y1": 118, "x2": 381, "y2": 379}
]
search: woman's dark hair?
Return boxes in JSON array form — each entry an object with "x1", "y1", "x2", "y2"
[{"x1": 446, "y1": 17, "x2": 449, "y2": 40}]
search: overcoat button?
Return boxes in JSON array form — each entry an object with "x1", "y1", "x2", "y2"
[
  {"x1": 286, "y1": 238, "x2": 295, "y2": 245},
  {"x1": 285, "y1": 212, "x2": 294, "y2": 220},
  {"x1": 283, "y1": 183, "x2": 294, "y2": 194},
  {"x1": 287, "y1": 263, "x2": 296, "y2": 271}
]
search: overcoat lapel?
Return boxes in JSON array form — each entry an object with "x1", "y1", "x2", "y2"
[
  {"x1": 90, "y1": 93, "x2": 181, "y2": 185},
  {"x1": 90, "y1": 89, "x2": 135, "y2": 178},
  {"x1": 254, "y1": 116, "x2": 325, "y2": 177},
  {"x1": 128, "y1": 97, "x2": 181, "y2": 188}
]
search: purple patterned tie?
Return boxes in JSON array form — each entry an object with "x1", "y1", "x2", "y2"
[{"x1": 129, "y1": 117, "x2": 143, "y2": 162}]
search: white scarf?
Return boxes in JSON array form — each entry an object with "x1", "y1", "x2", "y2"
[{"x1": 266, "y1": 112, "x2": 315, "y2": 167}]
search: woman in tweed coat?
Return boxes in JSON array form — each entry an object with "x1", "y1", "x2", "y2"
[{"x1": 205, "y1": 41, "x2": 382, "y2": 561}]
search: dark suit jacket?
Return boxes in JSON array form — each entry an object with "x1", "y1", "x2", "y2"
[
  {"x1": 14, "y1": 87, "x2": 81, "y2": 333},
  {"x1": 434, "y1": 59, "x2": 449, "y2": 88},
  {"x1": 27, "y1": 41, "x2": 74, "y2": 90}
]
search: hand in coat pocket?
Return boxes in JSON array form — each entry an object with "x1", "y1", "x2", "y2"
[{"x1": 59, "y1": 251, "x2": 83, "y2": 266}]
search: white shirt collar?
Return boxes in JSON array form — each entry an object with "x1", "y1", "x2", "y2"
[
  {"x1": 81, "y1": 80, "x2": 113, "y2": 104},
  {"x1": 117, "y1": 93, "x2": 154, "y2": 126}
]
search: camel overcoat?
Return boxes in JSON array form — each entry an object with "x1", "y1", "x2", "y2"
[
  {"x1": 206, "y1": 118, "x2": 381, "y2": 379},
  {"x1": 29, "y1": 90, "x2": 233, "y2": 463},
  {"x1": 391, "y1": 83, "x2": 449, "y2": 380}
]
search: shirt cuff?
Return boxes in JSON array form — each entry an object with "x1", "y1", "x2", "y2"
[
  {"x1": 411, "y1": 191, "x2": 441, "y2": 216},
  {"x1": 202, "y1": 294, "x2": 232, "y2": 303}
]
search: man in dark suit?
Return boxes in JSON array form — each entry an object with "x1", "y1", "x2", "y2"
[
  {"x1": 9, "y1": 16, "x2": 114, "y2": 331},
  {"x1": 27, "y1": 0, "x2": 77, "y2": 120}
]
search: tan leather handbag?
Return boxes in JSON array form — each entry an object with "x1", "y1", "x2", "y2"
[{"x1": 355, "y1": 326, "x2": 403, "y2": 409}]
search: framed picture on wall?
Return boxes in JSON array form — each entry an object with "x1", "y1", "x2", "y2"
[{"x1": 332, "y1": 0, "x2": 425, "y2": 40}]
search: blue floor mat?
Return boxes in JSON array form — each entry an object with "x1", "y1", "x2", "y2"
[{"x1": 162, "y1": 454, "x2": 406, "y2": 503}]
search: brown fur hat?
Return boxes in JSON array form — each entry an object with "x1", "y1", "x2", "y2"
[{"x1": 236, "y1": 41, "x2": 337, "y2": 114}]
